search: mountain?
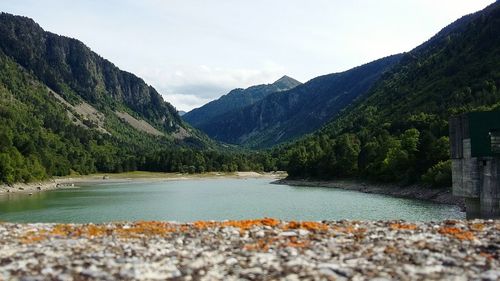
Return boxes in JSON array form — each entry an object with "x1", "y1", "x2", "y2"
[
  {"x1": 0, "y1": 13, "x2": 195, "y2": 136},
  {"x1": 273, "y1": 75, "x2": 303, "y2": 89},
  {"x1": 194, "y1": 55, "x2": 402, "y2": 148},
  {"x1": 281, "y1": 1, "x2": 500, "y2": 186},
  {"x1": 183, "y1": 75, "x2": 301, "y2": 128},
  {"x1": 178, "y1": 110, "x2": 187, "y2": 116},
  {"x1": 0, "y1": 13, "x2": 213, "y2": 183}
]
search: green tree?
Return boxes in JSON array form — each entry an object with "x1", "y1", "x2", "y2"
[{"x1": 334, "y1": 134, "x2": 361, "y2": 177}]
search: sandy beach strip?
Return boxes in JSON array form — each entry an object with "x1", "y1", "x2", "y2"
[{"x1": 0, "y1": 171, "x2": 286, "y2": 195}]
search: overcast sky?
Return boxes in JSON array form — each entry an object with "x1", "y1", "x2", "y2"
[{"x1": 1, "y1": 0, "x2": 495, "y2": 111}]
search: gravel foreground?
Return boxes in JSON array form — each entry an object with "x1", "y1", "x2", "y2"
[{"x1": 0, "y1": 219, "x2": 498, "y2": 281}]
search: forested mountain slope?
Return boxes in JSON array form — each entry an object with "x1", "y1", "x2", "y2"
[
  {"x1": 0, "y1": 13, "x2": 220, "y2": 183},
  {"x1": 197, "y1": 55, "x2": 402, "y2": 148},
  {"x1": 183, "y1": 75, "x2": 301, "y2": 128},
  {"x1": 0, "y1": 13, "x2": 194, "y2": 136},
  {"x1": 280, "y1": 1, "x2": 500, "y2": 187}
]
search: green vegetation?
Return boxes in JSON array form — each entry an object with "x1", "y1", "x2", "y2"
[
  {"x1": 0, "y1": 13, "x2": 275, "y2": 185},
  {"x1": 0, "y1": 51, "x2": 275, "y2": 184},
  {"x1": 1, "y1": 2, "x2": 500, "y2": 189},
  {"x1": 142, "y1": 149, "x2": 275, "y2": 174},
  {"x1": 280, "y1": 2, "x2": 500, "y2": 187},
  {"x1": 0, "y1": 51, "x2": 94, "y2": 183}
]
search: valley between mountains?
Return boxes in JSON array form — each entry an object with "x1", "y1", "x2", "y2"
[{"x1": 0, "y1": 2, "x2": 499, "y2": 192}]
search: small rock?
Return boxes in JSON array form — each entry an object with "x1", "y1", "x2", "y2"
[
  {"x1": 481, "y1": 270, "x2": 500, "y2": 281},
  {"x1": 280, "y1": 231, "x2": 297, "y2": 237},
  {"x1": 225, "y1": 257, "x2": 238, "y2": 266},
  {"x1": 318, "y1": 263, "x2": 353, "y2": 278},
  {"x1": 255, "y1": 230, "x2": 265, "y2": 238},
  {"x1": 298, "y1": 229, "x2": 310, "y2": 236}
]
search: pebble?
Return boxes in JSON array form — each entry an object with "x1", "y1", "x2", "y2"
[
  {"x1": 298, "y1": 229, "x2": 310, "y2": 236},
  {"x1": 255, "y1": 230, "x2": 265, "y2": 238},
  {"x1": 481, "y1": 270, "x2": 500, "y2": 281},
  {"x1": 225, "y1": 257, "x2": 238, "y2": 266},
  {"x1": 279, "y1": 231, "x2": 297, "y2": 237}
]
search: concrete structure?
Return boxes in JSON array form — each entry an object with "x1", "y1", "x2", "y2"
[{"x1": 450, "y1": 111, "x2": 500, "y2": 219}]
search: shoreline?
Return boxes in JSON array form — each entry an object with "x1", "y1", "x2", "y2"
[
  {"x1": 0, "y1": 171, "x2": 286, "y2": 196},
  {"x1": 274, "y1": 178, "x2": 465, "y2": 209}
]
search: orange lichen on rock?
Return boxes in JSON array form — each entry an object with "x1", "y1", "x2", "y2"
[
  {"x1": 256, "y1": 217, "x2": 281, "y2": 227},
  {"x1": 284, "y1": 221, "x2": 328, "y2": 232},
  {"x1": 20, "y1": 230, "x2": 48, "y2": 244},
  {"x1": 453, "y1": 231, "x2": 475, "y2": 241},
  {"x1": 223, "y1": 218, "x2": 280, "y2": 230},
  {"x1": 390, "y1": 223, "x2": 418, "y2": 231},
  {"x1": 243, "y1": 237, "x2": 277, "y2": 251},
  {"x1": 438, "y1": 226, "x2": 475, "y2": 241},
  {"x1": 179, "y1": 225, "x2": 190, "y2": 232},
  {"x1": 384, "y1": 245, "x2": 400, "y2": 255},
  {"x1": 243, "y1": 236, "x2": 310, "y2": 251},
  {"x1": 439, "y1": 226, "x2": 461, "y2": 234},
  {"x1": 479, "y1": 252, "x2": 495, "y2": 260},
  {"x1": 22, "y1": 226, "x2": 78, "y2": 243},
  {"x1": 50, "y1": 224, "x2": 108, "y2": 238},
  {"x1": 286, "y1": 236, "x2": 310, "y2": 248},
  {"x1": 20, "y1": 234, "x2": 46, "y2": 244},
  {"x1": 332, "y1": 225, "x2": 367, "y2": 235},
  {"x1": 116, "y1": 221, "x2": 175, "y2": 238},
  {"x1": 19, "y1": 221, "x2": 179, "y2": 242},
  {"x1": 194, "y1": 218, "x2": 280, "y2": 231},
  {"x1": 85, "y1": 224, "x2": 108, "y2": 237},
  {"x1": 193, "y1": 221, "x2": 218, "y2": 229},
  {"x1": 50, "y1": 224, "x2": 75, "y2": 236},
  {"x1": 469, "y1": 223, "x2": 484, "y2": 231},
  {"x1": 19, "y1": 219, "x2": 285, "y2": 242}
]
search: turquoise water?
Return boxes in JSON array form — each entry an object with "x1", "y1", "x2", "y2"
[{"x1": 0, "y1": 178, "x2": 464, "y2": 222}]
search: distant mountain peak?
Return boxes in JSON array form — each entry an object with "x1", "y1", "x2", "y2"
[
  {"x1": 272, "y1": 75, "x2": 301, "y2": 89},
  {"x1": 188, "y1": 55, "x2": 402, "y2": 148},
  {"x1": 183, "y1": 75, "x2": 302, "y2": 127}
]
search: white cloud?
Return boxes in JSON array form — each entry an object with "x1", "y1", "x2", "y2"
[
  {"x1": 137, "y1": 63, "x2": 287, "y2": 111},
  {"x1": 163, "y1": 94, "x2": 212, "y2": 113}
]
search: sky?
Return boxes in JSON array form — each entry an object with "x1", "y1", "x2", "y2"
[{"x1": 0, "y1": 0, "x2": 496, "y2": 111}]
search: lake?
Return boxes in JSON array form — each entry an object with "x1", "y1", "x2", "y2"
[{"x1": 0, "y1": 178, "x2": 464, "y2": 222}]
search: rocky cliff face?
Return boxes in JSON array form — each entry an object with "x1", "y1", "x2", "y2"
[{"x1": 0, "y1": 12, "x2": 184, "y2": 134}]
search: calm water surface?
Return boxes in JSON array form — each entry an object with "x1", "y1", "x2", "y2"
[{"x1": 0, "y1": 178, "x2": 464, "y2": 222}]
